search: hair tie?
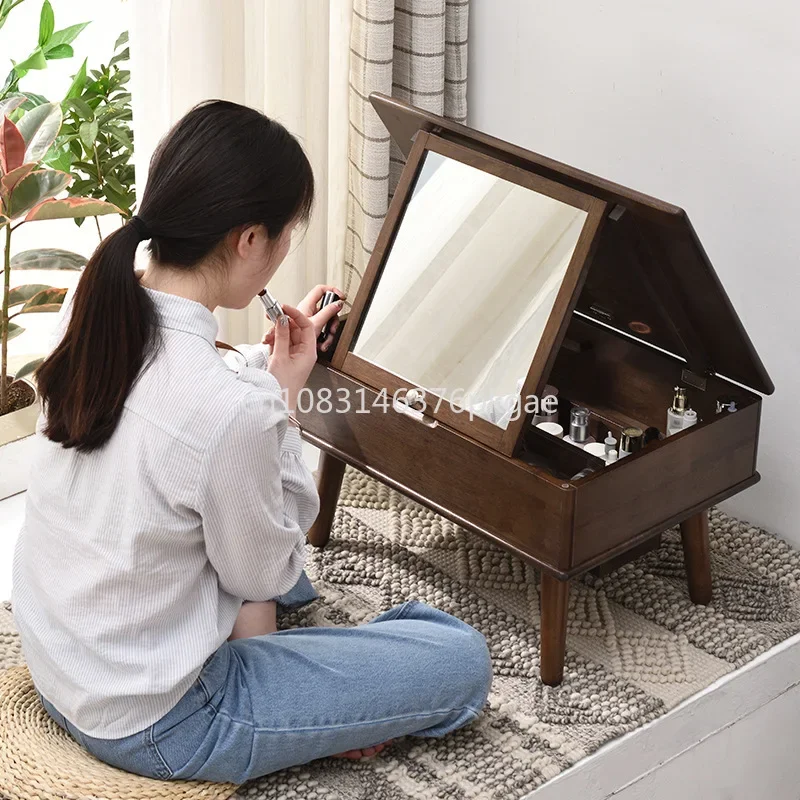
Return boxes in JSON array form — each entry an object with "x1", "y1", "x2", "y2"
[{"x1": 128, "y1": 215, "x2": 151, "y2": 240}]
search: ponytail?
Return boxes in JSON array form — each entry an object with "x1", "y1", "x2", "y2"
[{"x1": 36, "y1": 218, "x2": 157, "y2": 451}]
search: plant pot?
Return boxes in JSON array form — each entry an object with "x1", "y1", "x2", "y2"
[{"x1": 0, "y1": 378, "x2": 40, "y2": 502}]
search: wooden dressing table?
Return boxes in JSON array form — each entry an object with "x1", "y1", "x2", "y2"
[{"x1": 294, "y1": 94, "x2": 773, "y2": 685}]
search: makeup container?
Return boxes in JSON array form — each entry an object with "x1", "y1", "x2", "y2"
[
  {"x1": 564, "y1": 407, "x2": 595, "y2": 448},
  {"x1": 317, "y1": 291, "x2": 341, "y2": 343},
  {"x1": 604, "y1": 433, "x2": 617, "y2": 456},
  {"x1": 683, "y1": 408, "x2": 698, "y2": 429},
  {"x1": 606, "y1": 449, "x2": 619, "y2": 464},
  {"x1": 583, "y1": 442, "x2": 608, "y2": 460},
  {"x1": 257, "y1": 288, "x2": 283, "y2": 324},
  {"x1": 666, "y1": 387, "x2": 688, "y2": 436},
  {"x1": 536, "y1": 421, "x2": 564, "y2": 439},
  {"x1": 532, "y1": 384, "x2": 560, "y2": 426},
  {"x1": 619, "y1": 426, "x2": 644, "y2": 458}
]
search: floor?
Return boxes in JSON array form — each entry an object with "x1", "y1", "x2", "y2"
[{"x1": 2, "y1": 440, "x2": 798, "y2": 799}]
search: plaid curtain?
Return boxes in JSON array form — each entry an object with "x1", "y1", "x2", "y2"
[{"x1": 344, "y1": 0, "x2": 470, "y2": 296}]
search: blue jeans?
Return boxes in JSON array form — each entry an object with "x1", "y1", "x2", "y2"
[{"x1": 39, "y1": 573, "x2": 492, "y2": 783}]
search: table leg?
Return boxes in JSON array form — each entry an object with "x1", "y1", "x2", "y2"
[
  {"x1": 680, "y1": 508, "x2": 713, "y2": 605},
  {"x1": 307, "y1": 452, "x2": 347, "y2": 549},
  {"x1": 540, "y1": 573, "x2": 570, "y2": 686}
]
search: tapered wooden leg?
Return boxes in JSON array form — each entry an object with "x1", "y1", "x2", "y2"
[
  {"x1": 680, "y1": 509, "x2": 713, "y2": 605},
  {"x1": 307, "y1": 452, "x2": 347, "y2": 548},
  {"x1": 540, "y1": 573, "x2": 570, "y2": 686}
]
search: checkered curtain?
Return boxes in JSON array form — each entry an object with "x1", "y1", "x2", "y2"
[{"x1": 344, "y1": 0, "x2": 470, "y2": 296}]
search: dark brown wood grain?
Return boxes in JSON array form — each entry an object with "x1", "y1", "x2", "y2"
[
  {"x1": 307, "y1": 451, "x2": 347, "y2": 549},
  {"x1": 370, "y1": 93, "x2": 774, "y2": 395},
  {"x1": 295, "y1": 364, "x2": 575, "y2": 570},
  {"x1": 540, "y1": 574, "x2": 570, "y2": 686},
  {"x1": 337, "y1": 131, "x2": 607, "y2": 457},
  {"x1": 680, "y1": 510, "x2": 713, "y2": 605}
]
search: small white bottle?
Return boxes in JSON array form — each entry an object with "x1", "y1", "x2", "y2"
[
  {"x1": 606, "y1": 449, "x2": 619, "y2": 464},
  {"x1": 604, "y1": 433, "x2": 617, "y2": 456},
  {"x1": 683, "y1": 408, "x2": 698, "y2": 429},
  {"x1": 564, "y1": 407, "x2": 595, "y2": 449},
  {"x1": 666, "y1": 387, "x2": 688, "y2": 436}
]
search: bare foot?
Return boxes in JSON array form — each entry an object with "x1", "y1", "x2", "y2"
[{"x1": 331, "y1": 739, "x2": 394, "y2": 760}]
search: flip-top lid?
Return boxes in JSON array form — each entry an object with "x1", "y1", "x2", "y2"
[{"x1": 370, "y1": 93, "x2": 774, "y2": 395}]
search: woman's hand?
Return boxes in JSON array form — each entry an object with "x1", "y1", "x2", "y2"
[
  {"x1": 300, "y1": 284, "x2": 346, "y2": 351},
  {"x1": 266, "y1": 305, "x2": 318, "y2": 413},
  {"x1": 262, "y1": 285, "x2": 345, "y2": 353}
]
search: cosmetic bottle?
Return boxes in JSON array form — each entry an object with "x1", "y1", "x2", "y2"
[
  {"x1": 564, "y1": 407, "x2": 595, "y2": 449},
  {"x1": 536, "y1": 421, "x2": 564, "y2": 439},
  {"x1": 532, "y1": 384, "x2": 559, "y2": 426},
  {"x1": 666, "y1": 387, "x2": 688, "y2": 436},
  {"x1": 683, "y1": 408, "x2": 698, "y2": 429},
  {"x1": 619, "y1": 427, "x2": 644, "y2": 458},
  {"x1": 604, "y1": 433, "x2": 617, "y2": 456},
  {"x1": 606, "y1": 449, "x2": 619, "y2": 464}
]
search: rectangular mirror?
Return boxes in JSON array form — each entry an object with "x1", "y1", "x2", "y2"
[
  {"x1": 336, "y1": 133, "x2": 607, "y2": 454},
  {"x1": 352, "y1": 150, "x2": 590, "y2": 429}
]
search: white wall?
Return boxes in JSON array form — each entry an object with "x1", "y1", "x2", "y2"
[{"x1": 468, "y1": 0, "x2": 800, "y2": 543}]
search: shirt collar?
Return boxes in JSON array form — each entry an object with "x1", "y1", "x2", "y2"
[{"x1": 143, "y1": 287, "x2": 219, "y2": 344}]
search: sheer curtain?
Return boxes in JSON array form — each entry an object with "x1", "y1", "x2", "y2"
[{"x1": 129, "y1": 0, "x2": 353, "y2": 344}]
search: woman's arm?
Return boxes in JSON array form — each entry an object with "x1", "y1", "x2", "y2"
[{"x1": 195, "y1": 379, "x2": 320, "y2": 602}]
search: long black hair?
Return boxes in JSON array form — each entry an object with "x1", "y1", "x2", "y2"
[{"x1": 37, "y1": 99, "x2": 314, "y2": 452}]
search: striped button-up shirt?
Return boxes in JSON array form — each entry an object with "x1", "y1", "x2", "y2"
[{"x1": 12, "y1": 288, "x2": 319, "y2": 738}]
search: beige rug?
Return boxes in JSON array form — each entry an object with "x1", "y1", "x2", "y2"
[{"x1": 3, "y1": 467, "x2": 800, "y2": 799}]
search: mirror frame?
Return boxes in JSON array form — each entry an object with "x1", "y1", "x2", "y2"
[{"x1": 333, "y1": 131, "x2": 608, "y2": 456}]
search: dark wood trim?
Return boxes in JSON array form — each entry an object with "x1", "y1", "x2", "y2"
[
  {"x1": 680, "y1": 509, "x2": 713, "y2": 605},
  {"x1": 307, "y1": 452, "x2": 347, "y2": 549},
  {"x1": 336, "y1": 131, "x2": 607, "y2": 456},
  {"x1": 540, "y1": 574, "x2": 569, "y2": 686},
  {"x1": 568, "y1": 473, "x2": 759, "y2": 577}
]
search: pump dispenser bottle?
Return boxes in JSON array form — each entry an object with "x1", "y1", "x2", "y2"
[{"x1": 666, "y1": 387, "x2": 688, "y2": 436}]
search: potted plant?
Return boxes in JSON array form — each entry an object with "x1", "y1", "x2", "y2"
[{"x1": 0, "y1": 99, "x2": 118, "y2": 496}]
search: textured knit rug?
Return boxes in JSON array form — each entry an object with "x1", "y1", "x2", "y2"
[{"x1": 3, "y1": 467, "x2": 800, "y2": 800}]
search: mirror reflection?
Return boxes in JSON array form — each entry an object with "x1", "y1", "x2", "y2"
[{"x1": 352, "y1": 151, "x2": 589, "y2": 429}]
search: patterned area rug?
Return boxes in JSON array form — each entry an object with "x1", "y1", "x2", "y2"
[{"x1": 3, "y1": 467, "x2": 800, "y2": 800}]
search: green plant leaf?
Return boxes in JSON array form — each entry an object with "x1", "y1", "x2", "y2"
[
  {"x1": 107, "y1": 125, "x2": 132, "y2": 150},
  {"x1": 114, "y1": 31, "x2": 128, "y2": 50},
  {"x1": 15, "y1": 48, "x2": 47, "y2": 73},
  {"x1": 38, "y1": 0, "x2": 54, "y2": 47},
  {"x1": 5, "y1": 322, "x2": 24, "y2": 341},
  {"x1": 23, "y1": 196, "x2": 120, "y2": 222},
  {"x1": 17, "y1": 286, "x2": 67, "y2": 313},
  {"x1": 64, "y1": 58, "x2": 87, "y2": 100},
  {"x1": 8, "y1": 283, "x2": 52, "y2": 307},
  {"x1": 64, "y1": 97, "x2": 92, "y2": 120},
  {"x1": 8, "y1": 168, "x2": 70, "y2": 218},
  {"x1": 47, "y1": 21, "x2": 89, "y2": 49},
  {"x1": 15, "y1": 358, "x2": 44, "y2": 379},
  {"x1": 109, "y1": 47, "x2": 129, "y2": 67},
  {"x1": 45, "y1": 43, "x2": 73, "y2": 60},
  {"x1": 0, "y1": 94, "x2": 26, "y2": 120},
  {"x1": 43, "y1": 147, "x2": 71, "y2": 172},
  {"x1": 0, "y1": 116, "x2": 25, "y2": 172},
  {"x1": 10, "y1": 247, "x2": 86, "y2": 270},
  {"x1": 16, "y1": 101, "x2": 62, "y2": 162},
  {"x1": 78, "y1": 119, "x2": 98, "y2": 151}
]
